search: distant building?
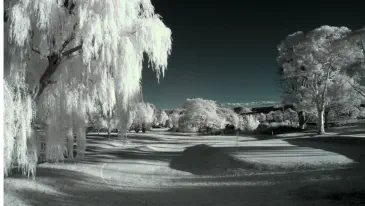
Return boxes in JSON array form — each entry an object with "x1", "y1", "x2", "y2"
[
  {"x1": 233, "y1": 104, "x2": 295, "y2": 115},
  {"x1": 233, "y1": 107, "x2": 251, "y2": 114}
]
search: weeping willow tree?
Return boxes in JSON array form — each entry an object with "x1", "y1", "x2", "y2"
[{"x1": 4, "y1": 0, "x2": 172, "y2": 178}]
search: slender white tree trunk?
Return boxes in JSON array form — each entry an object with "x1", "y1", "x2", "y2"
[
  {"x1": 299, "y1": 123, "x2": 307, "y2": 130},
  {"x1": 317, "y1": 106, "x2": 325, "y2": 134},
  {"x1": 317, "y1": 67, "x2": 331, "y2": 135},
  {"x1": 66, "y1": 126, "x2": 74, "y2": 159}
]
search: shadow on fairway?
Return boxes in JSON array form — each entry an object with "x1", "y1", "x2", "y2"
[{"x1": 169, "y1": 144, "x2": 267, "y2": 175}]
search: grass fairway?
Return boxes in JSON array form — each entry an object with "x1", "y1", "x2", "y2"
[{"x1": 5, "y1": 125, "x2": 365, "y2": 206}]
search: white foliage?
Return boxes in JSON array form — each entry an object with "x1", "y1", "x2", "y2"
[
  {"x1": 154, "y1": 110, "x2": 169, "y2": 126},
  {"x1": 4, "y1": 0, "x2": 172, "y2": 176},
  {"x1": 130, "y1": 102, "x2": 155, "y2": 130},
  {"x1": 327, "y1": 76, "x2": 364, "y2": 118},
  {"x1": 283, "y1": 108, "x2": 299, "y2": 126},
  {"x1": 255, "y1": 113, "x2": 267, "y2": 122},
  {"x1": 273, "y1": 110, "x2": 284, "y2": 122},
  {"x1": 178, "y1": 98, "x2": 225, "y2": 133},
  {"x1": 283, "y1": 108, "x2": 299, "y2": 121},
  {"x1": 87, "y1": 112, "x2": 108, "y2": 132},
  {"x1": 359, "y1": 107, "x2": 365, "y2": 119},
  {"x1": 4, "y1": 80, "x2": 36, "y2": 178},
  {"x1": 87, "y1": 96, "x2": 121, "y2": 135},
  {"x1": 266, "y1": 111, "x2": 275, "y2": 122},
  {"x1": 167, "y1": 109, "x2": 183, "y2": 129},
  {"x1": 240, "y1": 115, "x2": 260, "y2": 132},
  {"x1": 277, "y1": 25, "x2": 364, "y2": 133},
  {"x1": 216, "y1": 107, "x2": 240, "y2": 128}
]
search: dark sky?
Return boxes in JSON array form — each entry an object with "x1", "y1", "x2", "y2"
[{"x1": 141, "y1": 1, "x2": 364, "y2": 109}]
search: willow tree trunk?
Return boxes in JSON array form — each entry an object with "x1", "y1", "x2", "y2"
[
  {"x1": 65, "y1": 113, "x2": 74, "y2": 159},
  {"x1": 142, "y1": 123, "x2": 146, "y2": 133},
  {"x1": 76, "y1": 127, "x2": 86, "y2": 158},
  {"x1": 34, "y1": 54, "x2": 62, "y2": 100},
  {"x1": 107, "y1": 110, "x2": 111, "y2": 139},
  {"x1": 33, "y1": 43, "x2": 82, "y2": 100},
  {"x1": 66, "y1": 127, "x2": 74, "y2": 159}
]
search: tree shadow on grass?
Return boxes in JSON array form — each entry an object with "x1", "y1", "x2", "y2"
[
  {"x1": 107, "y1": 150, "x2": 181, "y2": 162},
  {"x1": 13, "y1": 183, "x2": 281, "y2": 206},
  {"x1": 11, "y1": 166, "x2": 365, "y2": 206},
  {"x1": 7, "y1": 164, "x2": 280, "y2": 206},
  {"x1": 338, "y1": 130, "x2": 365, "y2": 136},
  {"x1": 9, "y1": 162, "x2": 312, "y2": 206},
  {"x1": 323, "y1": 190, "x2": 365, "y2": 204},
  {"x1": 7, "y1": 152, "x2": 365, "y2": 206},
  {"x1": 80, "y1": 154, "x2": 117, "y2": 164},
  {"x1": 85, "y1": 145, "x2": 109, "y2": 153},
  {"x1": 82, "y1": 148, "x2": 182, "y2": 164},
  {"x1": 290, "y1": 179, "x2": 365, "y2": 206},
  {"x1": 87, "y1": 135, "x2": 120, "y2": 140},
  {"x1": 168, "y1": 144, "x2": 284, "y2": 175},
  {"x1": 125, "y1": 134, "x2": 163, "y2": 141}
]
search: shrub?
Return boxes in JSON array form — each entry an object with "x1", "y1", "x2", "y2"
[
  {"x1": 223, "y1": 124, "x2": 237, "y2": 134},
  {"x1": 239, "y1": 115, "x2": 260, "y2": 132},
  {"x1": 178, "y1": 98, "x2": 224, "y2": 133},
  {"x1": 255, "y1": 113, "x2": 267, "y2": 122},
  {"x1": 246, "y1": 115, "x2": 260, "y2": 132},
  {"x1": 256, "y1": 122, "x2": 303, "y2": 135},
  {"x1": 358, "y1": 107, "x2": 365, "y2": 119},
  {"x1": 130, "y1": 102, "x2": 155, "y2": 132},
  {"x1": 168, "y1": 109, "x2": 183, "y2": 129},
  {"x1": 266, "y1": 111, "x2": 275, "y2": 122},
  {"x1": 154, "y1": 110, "x2": 169, "y2": 127},
  {"x1": 165, "y1": 118, "x2": 173, "y2": 128},
  {"x1": 349, "y1": 107, "x2": 360, "y2": 119},
  {"x1": 283, "y1": 108, "x2": 299, "y2": 126},
  {"x1": 216, "y1": 107, "x2": 240, "y2": 129},
  {"x1": 273, "y1": 110, "x2": 284, "y2": 122}
]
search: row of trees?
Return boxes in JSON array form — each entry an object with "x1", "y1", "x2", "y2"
[
  {"x1": 277, "y1": 26, "x2": 365, "y2": 134},
  {"x1": 167, "y1": 98, "x2": 260, "y2": 133},
  {"x1": 130, "y1": 100, "x2": 364, "y2": 134},
  {"x1": 87, "y1": 100, "x2": 178, "y2": 135},
  {"x1": 163, "y1": 97, "x2": 365, "y2": 135},
  {"x1": 4, "y1": 0, "x2": 172, "y2": 178}
]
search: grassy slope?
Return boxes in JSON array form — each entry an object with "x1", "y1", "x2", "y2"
[{"x1": 4, "y1": 125, "x2": 365, "y2": 206}]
